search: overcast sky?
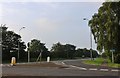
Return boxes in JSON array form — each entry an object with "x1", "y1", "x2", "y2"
[{"x1": 1, "y1": 1, "x2": 103, "y2": 50}]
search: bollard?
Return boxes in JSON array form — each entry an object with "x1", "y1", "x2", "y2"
[
  {"x1": 11, "y1": 57, "x2": 16, "y2": 66},
  {"x1": 47, "y1": 57, "x2": 50, "y2": 62}
]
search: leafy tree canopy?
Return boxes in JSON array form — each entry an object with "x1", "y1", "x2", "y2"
[
  {"x1": 51, "y1": 42, "x2": 76, "y2": 58},
  {"x1": 89, "y1": 2, "x2": 120, "y2": 63},
  {"x1": 27, "y1": 39, "x2": 49, "y2": 58},
  {"x1": 1, "y1": 24, "x2": 26, "y2": 60}
]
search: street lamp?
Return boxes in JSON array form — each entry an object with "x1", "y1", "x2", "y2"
[
  {"x1": 18, "y1": 27, "x2": 25, "y2": 61},
  {"x1": 83, "y1": 18, "x2": 93, "y2": 60}
]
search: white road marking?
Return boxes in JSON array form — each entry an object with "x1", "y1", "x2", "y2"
[
  {"x1": 100, "y1": 69, "x2": 108, "y2": 71},
  {"x1": 77, "y1": 67, "x2": 87, "y2": 70},
  {"x1": 62, "y1": 62, "x2": 65, "y2": 65},
  {"x1": 69, "y1": 65, "x2": 87, "y2": 70},
  {"x1": 111, "y1": 69, "x2": 120, "y2": 72},
  {"x1": 56, "y1": 61, "x2": 120, "y2": 72},
  {"x1": 89, "y1": 68, "x2": 97, "y2": 71}
]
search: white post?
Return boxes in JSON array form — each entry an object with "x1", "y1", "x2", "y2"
[
  {"x1": 47, "y1": 57, "x2": 50, "y2": 62},
  {"x1": 11, "y1": 57, "x2": 16, "y2": 66},
  {"x1": 112, "y1": 51, "x2": 114, "y2": 63}
]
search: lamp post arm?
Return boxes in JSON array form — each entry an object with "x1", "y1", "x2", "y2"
[
  {"x1": 83, "y1": 18, "x2": 93, "y2": 60},
  {"x1": 18, "y1": 27, "x2": 25, "y2": 61}
]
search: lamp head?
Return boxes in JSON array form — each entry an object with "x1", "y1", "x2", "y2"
[
  {"x1": 23, "y1": 27, "x2": 25, "y2": 28},
  {"x1": 83, "y1": 18, "x2": 88, "y2": 20}
]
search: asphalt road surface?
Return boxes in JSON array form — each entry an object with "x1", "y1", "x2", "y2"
[
  {"x1": 63, "y1": 59, "x2": 120, "y2": 71},
  {"x1": 2, "y1": 59, "x2": 120, "y2": 78}
]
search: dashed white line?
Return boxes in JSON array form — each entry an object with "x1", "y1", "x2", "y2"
[
  {"x1": 69, "y1": 65, "x2": 76, "y2": 68},
  {"x1": 77, "y1": 67, "x2": 87, "y2": 70},
  {"x1": 89, "y1": 68, "x2": 97, "y2": 71},
  {"x1": 62, "y1": 62, "x2": 65, "y2": 65},
  {"x1": 111, "y1": 69, "x2": 120, "y2": 72},
  {"x1": 69, "y1": 65, "x2": 87, "y2": 70},
  {"x1": 100, "y1": 69, "x2": 108, "y2": 71}
]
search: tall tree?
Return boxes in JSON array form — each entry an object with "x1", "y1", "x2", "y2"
[
  {"x1": 75, "y1": 48, "x2": 84, "y2": 57},
  {"x1": 89, "y1": 2, "x2": 120, "y2": 63},
  {"x1": 51, "y1": 42, "x2": 64, "y2": 58},
  {"x1": 51, "y1": 42, "x2": 76, "y2": 59},
  {"x1": 1, "y1": 25, "x2": 26, "y2": 61},
  {"x1": 27, "y1": 39, "x2": 49, "y2": 61},
  {"x1": 64, "y1": 44, "x2": 76, "y2": 59}
]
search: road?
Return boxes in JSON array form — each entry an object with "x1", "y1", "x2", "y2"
[
  {"x1": 2, "y1": 59, "x2": 120, "y2": 77},
  {"x1": 63, "y1": 59, "x2": 120, "y2": 72}
]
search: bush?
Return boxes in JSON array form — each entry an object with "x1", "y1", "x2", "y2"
[{"x1": 114, "y1": 53, "x2": 120, "y2": 64}]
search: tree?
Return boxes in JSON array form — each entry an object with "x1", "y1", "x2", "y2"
[
  {"x1": 74, "y1": 48, "x2": 99, "y2": 58},
  {"x1": 50, "y1": 42, "x2": 64, "y2": 58},
  {"x1": 1, "y1": 25, "x2": 26, "y2": 61},
  {"x1": 89, "y1": 2, "x2": 120, "y2": 63},
  {"x1": 64, "y1": 44, "x2": 76, "y2": 59},
  {"x1": 75, "y1": 48, "x2": 84, "y2": 58},
  {"x1": 82, "y1": 48, "x2": 89, "y2": 57},
  {"x1": 92, "y1": 50, "x2": 99, "y2": 58},
  {"x1": 27, "y1": 39, "x2": 49, "y2": 61},
  {"x1": 51, "y1": 42, "x2": 76, "y2": 59}
]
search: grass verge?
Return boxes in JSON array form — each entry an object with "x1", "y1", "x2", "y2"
[{"x1": 83, "y1": 58, "x2": 120, "y2": 68}]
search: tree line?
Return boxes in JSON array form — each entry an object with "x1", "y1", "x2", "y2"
[{"x1": 1, "y1": 25, "x2": 98, "y2": 63}]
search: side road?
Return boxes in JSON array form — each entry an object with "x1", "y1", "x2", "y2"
[
  {"x1": 52, "y1": 59, "x2": 120, "y2": 72},
  {"x1": 1, "y1": 59, "x2": 120, "y2": 72}
]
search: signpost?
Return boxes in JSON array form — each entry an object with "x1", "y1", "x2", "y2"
[{"x1": 110, "y1": 49, "x2": 115, "y2": 63}]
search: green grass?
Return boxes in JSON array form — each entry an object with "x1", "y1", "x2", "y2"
[
  {"x1": 83, "y1": 58, "x2": 120, "y2": 68},
  {"x1": 108, "y1": 63, "x2": 120, "y2": 68}
]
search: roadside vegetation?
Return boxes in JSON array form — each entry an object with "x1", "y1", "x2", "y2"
[
  {"x1": 83, "y1": 58, "x2": 120, "y2": 68},
  {"x1": 89, "y1": 2, "x2": 120, "y2": 63}
]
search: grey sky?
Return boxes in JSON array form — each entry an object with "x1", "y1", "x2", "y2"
[{"x1": 1, "y1": 2, "x2": 103, "y2": 50}]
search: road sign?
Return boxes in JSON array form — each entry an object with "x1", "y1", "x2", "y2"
[{"x1": 110, "y1": 49, "x2": 115, "y2": 52}]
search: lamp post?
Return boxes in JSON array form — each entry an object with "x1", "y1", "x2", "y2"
[
  {"x1": 83, "y1": 18, "x2": 93, "y2": 60},
  {"x1": 18, "y1": 27, "x2": 25, "y2": 61}
]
